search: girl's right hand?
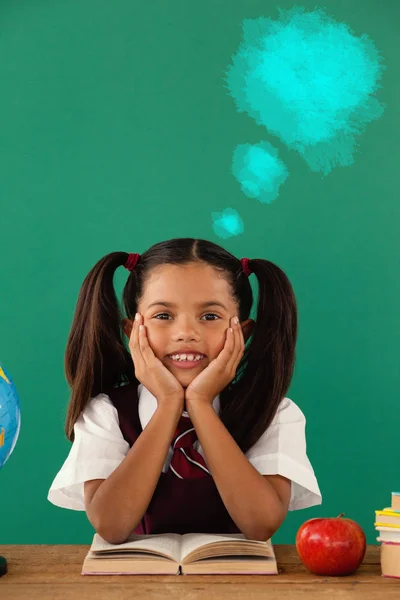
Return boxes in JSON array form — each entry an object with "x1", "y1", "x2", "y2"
[{"x1": 128, "y1": 313, "x2": 184, "y2": 411}]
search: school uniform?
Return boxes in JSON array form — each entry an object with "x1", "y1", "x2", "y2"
[{"x1": 48, "y1": 382, "x2": 322, "y2": 534}]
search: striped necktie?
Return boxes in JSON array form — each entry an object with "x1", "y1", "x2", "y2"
[{"x1": 169, "y1": 414, "x2": 210, "y2": 479}]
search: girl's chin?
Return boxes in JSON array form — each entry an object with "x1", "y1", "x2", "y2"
[
  {"x1": 174, "y1": 370, "x2": 198, "y2": 380},
  {"x1": 168, "y1": 368, "x2": 200, "y2": 385}
]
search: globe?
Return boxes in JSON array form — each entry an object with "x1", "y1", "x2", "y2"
[
  {"x1": 0, "y1": 361, "x2": 21, "y2": 576},
  {"x1": 0, "y1": 363, "x2": 21, "y2": 468}
]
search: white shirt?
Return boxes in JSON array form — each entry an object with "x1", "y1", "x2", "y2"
[{"x1": 47, "y1": 384, "x2": 322, "y2": 512}]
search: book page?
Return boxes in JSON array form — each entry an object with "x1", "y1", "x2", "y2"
[
  {"x1": 180, "y1": 533, "x2": 272, "y2": 562},
  {"x1": 90, "y1": 532, "x2": 182, "y2": 563}
]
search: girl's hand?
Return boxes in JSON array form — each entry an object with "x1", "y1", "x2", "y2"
[
  {"x1": 128, "y1": 314, "x2": 185, "y2": 410},
  {"x1": 185, "y1": 316, "x2": 245, "y2": 407}
]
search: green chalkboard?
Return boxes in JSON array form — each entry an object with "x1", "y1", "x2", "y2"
[{"x1": 0, "y1": 0, "x2": 398, "y2": 545}]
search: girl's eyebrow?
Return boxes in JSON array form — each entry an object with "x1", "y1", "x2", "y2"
[{"x1": 147, "y1": 301, "x2": 228, "y2": 310}]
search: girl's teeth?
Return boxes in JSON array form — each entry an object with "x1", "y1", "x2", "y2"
[{"x1": 171, "y1": 354, "x2": 203, "y2": 361}]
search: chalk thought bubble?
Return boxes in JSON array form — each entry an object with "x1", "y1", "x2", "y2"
[
  {"x1": 212, "y1": 208, "x2": 244, "y2": 240},
  {"x1": 232, "y1": 141, "x2": 288, "y2": 203},
  {"x1": 226, "y1": 6, "x2": 385, "y2": 176}
]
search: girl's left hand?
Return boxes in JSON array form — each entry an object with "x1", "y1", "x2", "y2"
[{"x1": 185, "y1": 316, "x2": 245, "y2": 407}]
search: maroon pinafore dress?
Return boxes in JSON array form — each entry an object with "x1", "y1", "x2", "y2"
[{"x1": 107, "y1": 382, "x2": 240, "y2": 535}]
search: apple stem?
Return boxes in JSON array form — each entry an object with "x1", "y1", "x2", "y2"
[{"x1": 337, "y1": 513, "x2": 345, "y2": 518}]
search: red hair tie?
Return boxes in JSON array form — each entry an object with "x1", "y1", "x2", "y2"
[
  {"x1": 241, "y1": 257, "x2": 252, "y2": 277},
  {"x1": 124, "y1": 253, "x2": 141, "y2": 271}
]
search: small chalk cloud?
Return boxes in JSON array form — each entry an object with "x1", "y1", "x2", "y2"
[
  {"x1": 212, "y1": 208, "x2": 244, "y2": 239},
  {"x1": 232, "y1": 141, "x2": 288, "y2": 203},
  {"x1": 226, "y1": 6, "x2": 386, "y2": 175}
]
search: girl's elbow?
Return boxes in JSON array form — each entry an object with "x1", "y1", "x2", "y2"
[
  {"x1": 244, "y1": 525, "x2": 276, "y2": 541},
  {"x1": 87, "y1": 502, "x2": 140, "y2": 544},
  {"x1": 94, "y1": 512, "x2": 139, "y2": 545},
  {"x1": 96, "y1": 523, "x2": 130, "y2": 545},
  {"x1": 244, "y1": 509, "x2": 288, "y2": 541}
]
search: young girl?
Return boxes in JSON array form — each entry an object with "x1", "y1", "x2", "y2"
[{"x1": 48, "y1": 237, "x2": 321, "y2": 544}]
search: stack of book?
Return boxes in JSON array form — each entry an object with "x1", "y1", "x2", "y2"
[{"x1": 375, "y1": 491, "x2": 400, "y2": 578}]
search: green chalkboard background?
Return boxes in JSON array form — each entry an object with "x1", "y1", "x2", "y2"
[{"x1": 0, "y1": 0, "x2": 398, "y2": 544}]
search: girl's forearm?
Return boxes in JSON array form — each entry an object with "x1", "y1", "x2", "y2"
[
  {"x1": 87, "y1": 401, "x2": 182, "y2": 544},
  {"x1": 187, "y1": 401, "x2": 286, "y2": 541}
]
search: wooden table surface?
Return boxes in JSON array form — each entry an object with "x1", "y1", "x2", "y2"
[{"x1": 0, "y1": 544, "x2": 398, "y2": 599}]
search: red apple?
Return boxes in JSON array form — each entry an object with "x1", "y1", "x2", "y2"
[{"x1": 296, "y1": 513, "x2": 366, "y2": 576}]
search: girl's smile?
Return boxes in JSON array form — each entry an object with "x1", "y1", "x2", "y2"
[{"x1": 166, "y1": 355, "x2": 207, "y2": 369}]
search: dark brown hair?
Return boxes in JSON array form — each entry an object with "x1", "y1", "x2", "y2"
[{"x1": 64, "y1": 238, "x2": 297, "y2": 453}]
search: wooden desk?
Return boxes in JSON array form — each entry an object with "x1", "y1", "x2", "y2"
[{"x1": 0, "y1": 544, "x2": 398, "y2": 599}]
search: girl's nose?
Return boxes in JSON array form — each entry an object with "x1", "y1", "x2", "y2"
[{"x1": 171, "y1": 320, "x2": 201, "y2": 340}]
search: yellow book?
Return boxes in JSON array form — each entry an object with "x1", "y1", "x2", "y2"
[
  {"x1": 376, "y1": 509, "x2": 400, "y2": 517},
  {"x1": 375, "y1": 508, "x2": 400, "y2": 528}
]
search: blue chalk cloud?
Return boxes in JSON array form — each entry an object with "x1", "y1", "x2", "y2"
[
  {"x1": 232, "y1": 141, "x2": 288, "y2": 203},
  {"x1": 212, "y1": 208, "x2": 244, "y2": 239},
  {"x1": 226, "y1": 7, "x2": 385, "y2": 175}
]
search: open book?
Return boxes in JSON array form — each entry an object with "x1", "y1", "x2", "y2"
[{"x1": 82, "y1": 532, "x2": 278, "y2": 575}]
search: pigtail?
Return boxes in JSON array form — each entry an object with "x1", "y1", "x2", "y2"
[
  {"x1": 220, "y1": 258, "x2": 297, "y2": 453},
  {"x1": 64, "y1": 252, "x2": 135, "y2": 441}
]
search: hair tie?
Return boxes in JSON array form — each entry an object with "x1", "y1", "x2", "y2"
[
  {"x1": 124, "y1": 253, "x2": 141, "y2": 272},
  {"x1": 241, "y1": 257, "x2": 252, "y2": 277}
]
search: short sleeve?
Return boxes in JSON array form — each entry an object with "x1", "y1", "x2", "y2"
[
  {"x1": 47, "y1": 394, "x2": 130, "y2": 511},
  {"x1": 245, "y1": 398, "x2": 322, "y2": 511}
]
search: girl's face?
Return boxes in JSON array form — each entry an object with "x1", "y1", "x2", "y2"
[{"x1": 123, "y1": 262, "x2": 253, "y2": 388}]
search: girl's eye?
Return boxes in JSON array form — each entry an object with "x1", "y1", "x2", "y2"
[{"x1": 154, "y1": 313, "x2": 219, "y2": 321}]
